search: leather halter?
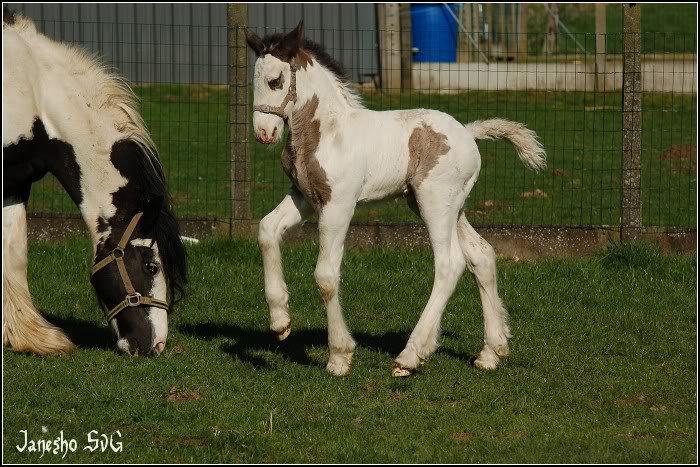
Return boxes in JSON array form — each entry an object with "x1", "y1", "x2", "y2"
[
  {"x1": 91, "y1": 212, "x2": 169, "y2": 322},
  {"x1": 253, "y1": 58, "x2": 298, "y2": 121}
]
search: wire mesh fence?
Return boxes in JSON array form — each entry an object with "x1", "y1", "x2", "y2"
[{"x1": 9, "y1": 3, "x2": 697, "y2": 232}]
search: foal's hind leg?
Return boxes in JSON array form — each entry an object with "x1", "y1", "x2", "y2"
[
  {"x1": 258, "y1": 188, "x2": 313, "y2": 340},
  {"x1": 457, "y1": 214, "x2": 511, "y2": 370},
  {"x1": 394, "y1": 190, "x2": 467, "y2": 376},
  {"x1": 3, "y1": 203, "x2": 74, "y2": 355}
]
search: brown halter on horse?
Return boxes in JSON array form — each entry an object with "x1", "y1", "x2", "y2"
[{"x1": 91, "y1": 212, "x2": 169, "y2": 322}]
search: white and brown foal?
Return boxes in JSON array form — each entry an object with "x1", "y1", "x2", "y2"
[{"x1": 246, "y1": 22, "x2": 546, "y2": 377}]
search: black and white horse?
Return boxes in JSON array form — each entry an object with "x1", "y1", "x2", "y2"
[
  {"x1": 246, "y1": 22, "x2": 545, "y2": 376},
  {"x1": 2, "y1": 13, "x2": 187, "y2": 356}
]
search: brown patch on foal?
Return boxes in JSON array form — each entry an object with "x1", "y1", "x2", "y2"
[
  {"x1": 282, "y1": 94, "x2": 331, "y2": 208},
  {"x1": 295, "y1": 49, "x2": 314, "y2": 70},
  {"x1": 407, "y1": 123, "x2": 451, "y2": 188}
]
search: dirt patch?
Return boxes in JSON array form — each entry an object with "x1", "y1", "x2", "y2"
[
  {"x1": 551, "y1": 168, "x2": 570, "y2": 177},
  {"x1": 520, "y1": 189, "x2": 549, "y2": 199},
  {"x1": 450, "y1": 432, "x2": 474, "y2": 442},
  {"x1": 659, "y1": 144, "x2": 696, "y2": 161},
  {"x1": 615, "y1": 395, "x2": 648, "y2": 406},
  {"x1": 166, "y1": 386, "x2": 203, "y2": 403},
  {"x1": 671, "y1": 162, "x2": 696, "y2": 173}
]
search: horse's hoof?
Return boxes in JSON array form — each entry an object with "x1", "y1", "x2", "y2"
[
  {"x1": 274, "y1": 324, "x2": 291, "y2": 341},
  {"x1": 391, "y1": 364, "x2": 414, "y2": 378}
]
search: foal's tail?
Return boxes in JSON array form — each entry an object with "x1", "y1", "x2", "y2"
[
  {"x1": 466, "y1": 119, "x2": 546, "y2": 171},
  {"x1": 3, "y1": 272, "x2": 75, "y2": 356}
]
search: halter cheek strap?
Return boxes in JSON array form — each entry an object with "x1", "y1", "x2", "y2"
[
  {"x1": 253, "y1": 59, "x2": 298, "y2": 121},
  {"x1": 92, "y1": 212, "x2": 169, "y2": 322}
]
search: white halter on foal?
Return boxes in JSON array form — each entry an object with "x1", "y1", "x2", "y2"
[{"x1": 253, "y1": 58, "x2": 298, "y2": 122}]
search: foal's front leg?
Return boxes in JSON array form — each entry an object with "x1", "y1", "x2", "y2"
[
  {"x1": 258, "y1": 188, "x2": 313, "y2": 340},
  {"x1": 315, "y1": 202, "x2": 356, "y2": 376}
]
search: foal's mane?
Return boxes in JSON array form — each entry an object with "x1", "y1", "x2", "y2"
[{"x1": 259, "y1": 32, "x2": 365, "y2": 109}]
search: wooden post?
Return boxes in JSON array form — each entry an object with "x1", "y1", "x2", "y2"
[
  {"x1": 473, "y1": 3, "x2": 481, "y2": 62},
  {"x1": 458, "y1": 4, "x2": 472, "y2": 63},
  {"x1": 518, "y1": 3, "x2": 529, "y2": 60},
  {"x1": 621, "y1": 4, "x2": 642, "y2": 242},
  {"x1": 499, "y1": 3, "x2": 506, "y2": 58},
  {"x1": 228, "y1": 4, "x2": 251, "y2": 235},
  {"x1": 399, "y1": 3, "x2": 413, "y2": 91},
  {"x1": 511, "y1": 3, "x2": 517, "y2": 58},
  {"x1": 485, "y1": 3, "x2": 492, "y2": 57},
  {"x1": 377, "y1": 3, "x2": 401, "y2": 94},
  {"x1": 595, "y1": 3, "x2": 607, "y2": 91}
]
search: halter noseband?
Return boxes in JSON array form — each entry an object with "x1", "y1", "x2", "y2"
[
  {"x1": 253, "y1": 58, "x2": 298, "y2": 121},
  {"x1": 91, "y1": 212, "x2": 169, "y2": 322}
]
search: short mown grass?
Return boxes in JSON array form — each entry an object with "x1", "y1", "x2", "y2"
[{"x1": 3, "y1": 238, "x2": 697, "y2": 463}]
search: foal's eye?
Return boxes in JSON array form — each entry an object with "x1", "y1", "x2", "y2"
[
  {"x1": 268, "y1": 74, "x2": 283, "y2": 90},
  {"x1": 145, "y1": 262, "x2": 160, "y2": 276}
]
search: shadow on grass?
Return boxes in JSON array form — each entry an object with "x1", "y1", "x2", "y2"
[
  {"x1": 42, "y1": 312, "x2": 113, "y2": 351},
  {"x1": 179, "y1": 322, "x2": 473, "y2": 368}
]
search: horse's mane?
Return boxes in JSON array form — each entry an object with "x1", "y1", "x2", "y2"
[
  {"x1": 8, "y1": 13, "x2": 188, "y2": 304},
  {"x1": 121, "y1": 141, "x2": 188, "y2": 306},
  {"x1": 260, "y1": 32, "x2": 365, "y2": 109}
]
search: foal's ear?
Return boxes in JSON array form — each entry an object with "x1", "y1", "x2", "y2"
[
  {"x1": 280, "y1": 20, "x2": 304, "y2": 58},
  {"x1": 139, "y1": 196, "x2": 164, "y2": 235},
  {"x1": 245, "y1": 29, "x2": 264, "y2": 56}
]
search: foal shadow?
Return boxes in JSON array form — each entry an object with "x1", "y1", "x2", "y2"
[
  {"x1": 178, "y1": 322, "x2": 326, "y2": 369},
  {"x1": 43, "y1": 312, "x2": 113, "y2": 351},
  {"x1": 179, "y1": 322, "x2": 473, "y2": 367}
]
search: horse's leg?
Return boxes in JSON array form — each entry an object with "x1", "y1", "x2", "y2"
[
  {"x1": 3, "y1": 202, "x2": 74, "y2": 355},
  {"x1": 457, "y1": 213, "x2": 510, "y2": 370},
  {"x1": 316, "y1": 201, "x2": 356, "y2": 376},
  {"x1": 258, "y1": 187, "x2": 314, "y2": 340},
  {"x1": 394, "y1": 189, "x2": 467, "y2": 376}
]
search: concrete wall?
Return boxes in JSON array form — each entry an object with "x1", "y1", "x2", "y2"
[{"x1": 412, "y1": 59, "x2": 697, "y2": 93}]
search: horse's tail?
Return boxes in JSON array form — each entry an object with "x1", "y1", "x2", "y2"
[
  {"x1": 466, "y1": 119, "x2": 546, "y2": 171},
  {"x1": 3, "y1": 272, "x2": 75, "y2": 356}
]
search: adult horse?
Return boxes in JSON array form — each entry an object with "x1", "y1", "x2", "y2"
[
  {"x1": 245, "y1": 22, "x2": 546, "y2": 377},
  {"x1": 3, "y1": 12, "x2": 187, "y2": 356}
]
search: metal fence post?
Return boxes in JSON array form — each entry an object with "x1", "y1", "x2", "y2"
[
  {"x1": 621, "y1": 4, "x2": 642, "y2": 242},
  {"x1": 228, "y1": 4, "x2": 251, "y2": 236}
]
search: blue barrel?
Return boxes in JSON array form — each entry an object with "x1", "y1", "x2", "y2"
[{"x1": 411, "y1": 3, "x2": 459, "y2": 63}]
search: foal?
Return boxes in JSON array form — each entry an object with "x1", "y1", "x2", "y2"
[{"x1": 246, "y1": 22, "x2": 546, "y2": 376}]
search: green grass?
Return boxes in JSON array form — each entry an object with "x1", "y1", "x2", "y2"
[
  {"x1": 3, "y1": 238, "x2": 697, "y2": 463},
  {"x1": 27, "y1": 85, "x2": 696, "y2": 228}
]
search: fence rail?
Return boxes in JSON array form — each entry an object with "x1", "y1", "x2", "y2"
[{"x1": 8, "y1": 3, "x2": 697, "y2": 236}]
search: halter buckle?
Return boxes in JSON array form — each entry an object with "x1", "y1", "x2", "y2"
[
  {"x1": 112, "y1": 247, "x2": 125, "y2": 259},
  {"x1": 126, "y1": 293, "x2": 142, "y2": 307}
]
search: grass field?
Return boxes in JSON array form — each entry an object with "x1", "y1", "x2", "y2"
[
  {"x1": 3, "y1": 238, "x2": 697, "y2": 463},
  {"x1": 26, "y1": 86, "x2": 697, "y2": 229}
]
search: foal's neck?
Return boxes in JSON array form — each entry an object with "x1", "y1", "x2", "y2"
[{"x1": 294, "y1": 63, "x2": 353, "y2": 120}]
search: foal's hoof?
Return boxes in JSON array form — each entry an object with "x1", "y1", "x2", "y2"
[
  {"x1": 391, "y1": 363, "x2": 414, "y2": 378},
  {"x1": 326, "y1": 354, "x2": 352, "y2": 377},
  {"x1": 273, "y1": 324, "x2": 292, "y2": 341}
]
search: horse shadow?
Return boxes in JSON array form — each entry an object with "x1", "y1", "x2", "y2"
[
  {"x1": 42, "y1": 312, "x2": 113, "y2": 351},
  {"x1": 178, "y1": 322, "x2": 474, "y2": 368}
]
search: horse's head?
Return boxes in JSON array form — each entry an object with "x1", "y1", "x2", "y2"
[
  {"x1": 245, "y1": 21, "x2": 306, "y2": 145},
  {"x1": 91, "y1": 195, "x2": 187, "y2": 356}
]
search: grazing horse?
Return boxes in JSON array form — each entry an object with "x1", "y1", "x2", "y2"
[
  {"x1": 245, "y1": 22, "x2": 546, "y2": 377},
  {"x1": 2, "y1": 13, "x2": 187, "y2": 356}
]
